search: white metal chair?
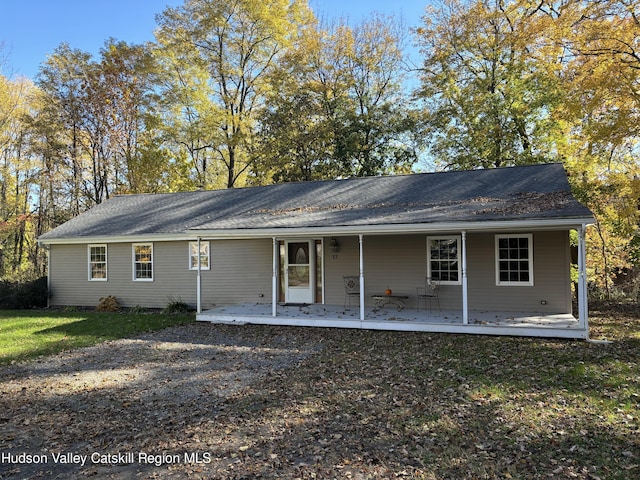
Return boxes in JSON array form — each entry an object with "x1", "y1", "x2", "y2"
[
  {"x1": 343, "y1": 276, "x2": 360, "y2": 309},
  {"x1": 417, "y1": 278, "x2": 440, "y2": 312}
]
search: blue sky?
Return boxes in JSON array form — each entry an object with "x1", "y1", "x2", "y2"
[{"x1": 0, "y1": 0, "x2": 429, "y2": 80}]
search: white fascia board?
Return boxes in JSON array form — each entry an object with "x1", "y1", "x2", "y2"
[
  {"x1": 38, "y1": 216, "x2": 595, "y2": 244},
  {"x1": 38, "y1": 233, "x2": 194, "y2": 246},
  {"x1": 190, "y1": 217, "x2": 596, "y2": 239}
]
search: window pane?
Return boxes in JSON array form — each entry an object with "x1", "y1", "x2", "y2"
[
  {"x1": 190, "y1": 242, "x2": 209, "y2": 269},
  {"x1": 90, "y1": 247, "x2": 105, "y2": 262},
  {"x1": 91, "y1": 264, "x2": 106, "y2": 279},
  {"x1": 428, "y1": 237, "x2": 460, "y2": 284},
  {"x1": 89, "y1": 246, "x2": 107, "y2": 280},
  {"x1": 136, "y1": 263, "x2": 152, "y2": 279},
  {"x1": 134, "y1": 244, "x2": 153, "y2": 279},
  {"x1": 497, "y1": 235, "x2": 532, "y2": 284},
  {"x1": 288, "y1": 266, "x2": 309, "y2": 287},
  {"x1": 135, "y1": 245, "x2": 152, "y2": 262},
  {"x1": 288, "y1": 243, "x2": 309, "y2": 265}
]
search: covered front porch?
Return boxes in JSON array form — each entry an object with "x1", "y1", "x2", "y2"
[
  {"x1": 197, "y1": 303, "x2": 586, "y2": 339},
  {"x1": 192, "y1": 224, "x2": 591, "y2": 340}
]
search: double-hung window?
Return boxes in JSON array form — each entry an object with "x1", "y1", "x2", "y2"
[
  {"x1": 495, "y1": 234, "x2": 533, "y2": 286},
  {"x1": 133, "y1": 243, "x2": 154, "y2": 281},
  {"x1": 189, "y1": 241, "x2": 210, "y2": 270},
  {"x1": 88, "y1": 244, "x2": 107, "y2": 281},
  {"x1": 427, "y1": 236, "x2": 461, "y2": 285}
]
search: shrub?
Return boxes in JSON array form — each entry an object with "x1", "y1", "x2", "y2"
[
  {"x1": 164, "y1": 297, "x2": 191, "y2": 314},
  {"x1": 96, "y1": 295, "x2": 120, "y2": 312},
  {"x1": 129, "y1": 305, "x2": 146, "y2": 314},
  {"x1": 0, "y1": 277, "x2": 48, "y2": 309}
]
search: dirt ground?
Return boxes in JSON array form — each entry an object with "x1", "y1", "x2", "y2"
[{"x1": 0, "y1": 323, "x2": 319, "y2": 479}]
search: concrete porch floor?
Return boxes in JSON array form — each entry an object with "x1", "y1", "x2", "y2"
[{"x1": 197, "y1": 303, "x2": 586, "y2": 339}]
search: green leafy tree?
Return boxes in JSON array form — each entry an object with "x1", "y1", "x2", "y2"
[
  {"x1": 255, "y1": 14, "x2": 419, "y2": 183},
  {"x1": 155, "y1": 0, "x2": 315, "y2": 188}
]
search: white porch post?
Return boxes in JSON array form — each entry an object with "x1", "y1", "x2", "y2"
[
  {"x1": 272, "y1": 237, "x2": 278, "y2": 317},
  {"x1": 461, "y1": 230, "x2": 469, "y2": 325},
  {"x1": 45, "y1": 244, "x2": 51, "y2": 309},
  {"x1": 359, "y1": 234, "x2": 365, "y2": 321},
  {"x1": 196, "y1": 237, "x2": 202, "y2": 314},
  {"x1": 577, "y1": 225, "x2": 589, "y2": 331}
]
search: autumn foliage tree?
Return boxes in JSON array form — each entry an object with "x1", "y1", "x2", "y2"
[
  {"x1": 415, "y1": 0, "x2": 640, "y2": 297},
  {"x1": 546, "y1": 0, "x2": 640, "y2": 296},
  {"x1": 0, "y1": 0, "x2": 638, "y2": 299},
  {"x1": 414, "y1": 0, "x2": 565, "y2": 170}
]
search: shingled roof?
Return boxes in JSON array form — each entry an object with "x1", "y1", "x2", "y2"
[{"x1": 38, "y1": 163, "x2": 594, "y2": 242}]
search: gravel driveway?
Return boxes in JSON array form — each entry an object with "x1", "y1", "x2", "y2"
[{"x1": 0, "y1": 322, "x2": 318, "y2": 479}]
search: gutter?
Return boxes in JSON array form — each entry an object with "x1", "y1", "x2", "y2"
[{"x1": 38, "y1": 217, "x2": 595, "y2": 245}]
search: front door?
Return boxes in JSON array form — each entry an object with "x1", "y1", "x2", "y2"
[{"x1": 285, "y1": 240, "x2": 314, "y2": 304}]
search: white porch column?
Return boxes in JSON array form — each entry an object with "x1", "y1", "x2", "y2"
[
  {"x1": 577, "y1": 225, "x2": 589, "y2": 331},
  {"x1": 359, "y1": 234, "x2": 365, "y2": 321},
  {"x1": 196, "y1": 237, "x2": 202, "y2": 314},
  {"x1": 272, "y1": 237, "x2": 278, "y2": 317},
  {"x1": 45, "y1": 244, "x2": 51, "y2": 309},
  {"x1": 461, "y1": 230, "x2": 468, "y2": 325}
]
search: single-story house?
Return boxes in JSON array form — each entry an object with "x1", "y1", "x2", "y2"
[{"x1": 38, "y1": 163, "x2": 594, "y2": 338}]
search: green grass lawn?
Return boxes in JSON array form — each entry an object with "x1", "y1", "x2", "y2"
[{"x1": 0, "y1": 309, "x2": 194, "y2": 365}]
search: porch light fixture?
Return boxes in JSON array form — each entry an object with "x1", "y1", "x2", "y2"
[{"x1": 330, "y1": 237, "x2": 340, "y2": 253}]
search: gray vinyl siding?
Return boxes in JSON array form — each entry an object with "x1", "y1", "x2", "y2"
[
  {"x1": 201, "y1": 239, "x2": 273, "y2": 309},
  {"x1": 49, "y1": 231, "x2": 571, "y2": 313},
  {"x1": 49, "y1": 239, "x2": 273, "y2": 309},
  {"x1": 324, "y1": 235, "x2": 426, "y2": 307},
  {"x1": 323, "y1": 231, "x2": 572, "y2": 313},
  {"x1": 466, "y1": 231, "x2": 571, "y2": 313}
]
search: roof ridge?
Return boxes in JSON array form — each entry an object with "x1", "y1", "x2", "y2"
[{"x1": 110, "y1": 163, "x2": 565, "y2": 198}]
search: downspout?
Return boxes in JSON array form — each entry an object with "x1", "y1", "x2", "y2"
[
  {"x1": 196, "y1": 237, "x2": 202, "y2": 314},
  {"x1": 359, "y1": 234, "x2": 365, "y2": 323},
  {"x1": 272, "y1": 237, "x2": 278, "y2": 317},
  {"x1": 462, "y1": 230, "x2": 468, "y2": 325}
]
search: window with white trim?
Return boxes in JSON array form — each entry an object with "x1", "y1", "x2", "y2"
[
  {"x1": 189, "y1": 241, "x2": 210, "y2": 270},
  {"x1": 133, "y1": 243, "x2": 154, "y2": 281},
  {"x1": 495, "y1": 234, "x2": 533, "y2": 286},
  {"x1": 88, "y1": 244, "x2": 107, "y2": 281},
  {"x1": 427, "y1": 236, "x2": 461, "y2": 285}
]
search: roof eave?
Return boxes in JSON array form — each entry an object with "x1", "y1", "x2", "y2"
[
  {"x1": 38, "y1": 216, "x2": 595, "y2": 245},
  {"x1": 38, "y1": 233, "x2": 194, "y2": 246},
  {"x1": 190, "y1": 216, "x2": 596, "y2": 239}
]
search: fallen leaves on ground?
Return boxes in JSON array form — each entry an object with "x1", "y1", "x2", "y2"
[{"x1": 0, "y1": 301, "x2": 638, "y2": 479}]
